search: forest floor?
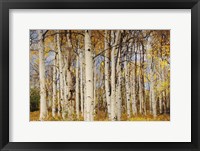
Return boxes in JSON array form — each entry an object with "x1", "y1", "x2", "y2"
[{"x1": 30, "y1": 111, "x2": 170, "y2": 121}]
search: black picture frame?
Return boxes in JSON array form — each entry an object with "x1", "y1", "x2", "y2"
[{"x1": 0, "y1": 0, "x2": 199, "y2": 150}]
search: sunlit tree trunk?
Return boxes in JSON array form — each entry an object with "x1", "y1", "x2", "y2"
[
  {"x1": 138, "y1": 47, "x2": 144, "y2": 115},
  {"x1": 111, "y1": 30, "x2": 121, "y2": 121},
  {"x1": 132, "y1": 58, "x2": 137, "y2": 116},
  {"x1": 56, "y1": 30, "x2": 65, "y2": 119},
  {"x1": 76, "y1": 54, "x2": 79, "y2": 119},
  {"x1": 85, "y1": 30, "x2": 94, "y2": 121},
  {"x1": 62, "y1": 56, "x2": 68, "y2": 119},
  {"x1": 84, "y1": 58, "x2": 87, "y2": 120},
  {"x1": 56, "y1": 56, "x2": 61, "y2": 117},
  {"x1": 38, "y1": 30, "x2": 48, "y2": 120},
  {"x1": 52, "y1": 51, "x2": 57, "y2": 118},
  {"x1": 104, "y1": 30, "x2": 111, "y2": 120},
  {"x1": 116, "y1": 50, "x2": 121, "y2": 120},
  {"x1": 80, "y1": 50, "x2": 84, "y2": 117},
  {"x1": 158, "y1": 59, "x2": 163, "y2": 114},
  {"x1": 139, "y1": 70, "x2": 143, "y2": 115},
  {"x1": 162, "y1": 67, "x2": 167, "y2": 114},
  {"x1": 125, "y1": 55, "x2": 131, "y2": 118},
  {"x1": 93, "y1": 59, "x2": 96, "y2": 119},
  {"x1": 67, "y1": 68, "x2": 73, "y2": 120},
  {"x1": 150, "y1": 58, "x2": 157, "y2": 118},
  {"x1": 66, "y1": 32, "x2": 73, "y2": 120}
]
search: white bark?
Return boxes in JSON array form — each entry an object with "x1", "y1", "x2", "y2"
[
  {"x1": 66, "y1": 32, "x2": 73, "y2": 119},
  {"x1": 158, "y1": 59, "x2": 163, "y2": 114},
  {"x1": 62, "y1": 56, "x2": 68, "y2": 118},
  {"x1": 80, "y1": 50, "x2": 84, "y2": 117},
  {"x1": 162, "y1": 67, "x2": 167, "y2": 114},
  {"x1": 56, "y1": 57, "x2": 61, "y2": 117},
  {"x1": 85, "y1": 30, "x2": 94, "y2": 121},
  {"x1": 104, "y1": 30, "x2": 111, "y2": 120},
  {"x1": 67, "y1": 67, "x2": 73, "y2": 119},
  {"x1": 56, "y1": 31, "x2": 65, "y2": 119},
  {"x1": 84, "y1": 58, "x2": 87, "y2": 120},
  {"x1": 111, "y1": 30, "x2": 121, "y2": 121},
  {"x1": 132, "y1": 62, "x2": 137, "y2": 116},
  {"x1": 139, "y1": 70, "x2": 143, "y2": 114},
  {"x1": 93, "y1": 59, "x2": 96, "y2": 119},
  {"x1": 38, "y1": 30, "x2": 48, "y2": 121},
  {"x1": 150, "y1": 60, "x2": 157, "y2": 118},
  {"x1": 116, "y1": 50, "x2": 121, "y2": 121},
  {"x1": 52, "y1": 52, "x2": 57, "y2": 118},
  {"x1": 125, "y1": 55, "x2": 131, "y2": 118},
  {"x1": 76, "y1": 54, "x2": 79, "y2": 119}
]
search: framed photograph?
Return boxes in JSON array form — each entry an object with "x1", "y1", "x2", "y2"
[{"x1": 0, "y1": 0, "x2": 200, "y2": 150}]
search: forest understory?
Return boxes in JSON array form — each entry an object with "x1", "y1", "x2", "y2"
[{"x1": 30, "y1": 111, "x2": 170, "y2": 121}]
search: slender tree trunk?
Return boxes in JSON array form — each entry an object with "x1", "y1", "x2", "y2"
[
  {"x1": 93, "y1": 59, "x2": 96, "y2": 119},
  {"x1": 52, "y1": 51, "x2": 57, "y2": 118},
  {"x1": 76, "y1": 54, "x2": 79, "y2": 119},
  {"x1": 139, "y1": 48, "x2": 144, "y2": 115},
  {"x1": 38, "y1": 30, "x2": 48, "y2": 121},
  {"x1": 132, "y1": 57, "x2": 137, "y2": 116},
  {"x1": 158, "y1": 59, "x2": 163, "y2": 114},
  {"x1": 162, "y1": 68, "x2": 167, "y2": 114},
  {"x1": 56, "y1": 31, "x2": 65, "y2": 119},
  {"x1": 84, "y1": 59, "x2": 87, "y2": 120},
  {"x1": 80, "y1": 50, "x2": 84, "y2": 117},
  {"x1": 111, "y1": 30, "x2": 121, "y2": 121},
  {"x1": 104, "y1": 30, "x2": 111, "y2": 120},
  {"x1": 139, "y1": 70, "x2": 143, "y2": 115},
  {"x1": 125, "y1": 55, "x2": 131, "y2": 118},
  {"x1": 62, "y1": 56, "x2": 68, "y2": 118},
  {"x1": 142, "y1": 51, "x2": 147, "y2": 116},
  {"x1": 56, "y1": 56, "x2": 61, "y2": 117},
  {"x1": 150, "y1": 58, "x2": 157, "y2": 118},
  {"x1": 85, "y1": 30, "x2": 94, "y2": 121},
  {"x1": 116, "y1": 50, "x2": 121, "y2": 120}
]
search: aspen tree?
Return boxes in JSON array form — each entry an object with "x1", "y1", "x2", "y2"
[
  {"x1": 104, "y1": 30, "x2": 111, "y2": 120},
  {"x1": 38, "y1": 30, "x2": 48, "y2": 120},
  {"x1": 85, "y1": 30, "x2": 94, "y2": 121},
  {"x1": 76, "y1": 53, "x2": 79, "y2": 119}
]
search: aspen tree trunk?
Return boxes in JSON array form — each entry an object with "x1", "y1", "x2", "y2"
[
  {"x1": 142, "y1": 52, "x2": 147, "y2": 116},
  {"x1": 132, "y1": 61, "x2": 137, "y2": 116},
  {"x1": 125, "y1": 55, "x2": 131, "y2": 118},
  {"x1": 85, "y1": 30, "x2": 94, "y2": 121},
  {"x1": 158, "y1": 59, "x2": 163, "y2": 114},
  {"x1": 116, "y1": 50, "x2": 121, "y2": 121},
  {"x1": 93, "y1": 60, "x2": 96, "y2": 119},
  {"x1": 67, "y1": 68, "x2": 73, "y2": 120},
  {"x1": 56, "y1": 31, "x2": 65, "y2": 119},
  {"x1": 149, "y1": 90, "x2": 152, "y2": 114},
  {"x1": 76, "y1": 54, "x2": 79, "y2": 119},
  {"x1": 139, "y1": 48, "x2": 144, "y2": 115},
  {"x1": 162, "y1": 67, "x2": 167, "y2": 114},
  {"x1": 38, "y1": 30, "x2": 48, "y2": 121},
  {"x1": 150, "y1": 59, "x2": 157, "y2": 118},
  {"x1": 111, "y1": 30, "x2": 121, "y2": 121},
  {"x1": 111, "y1": 30, "x2": 115, "y2": 121},
  {"x1": 52, "y1": 52, "x2": 57, "y2": 118},
  {"x1": 147, "y1": 40, "x2": 152, "y2": 115},
  {"x1": 56, "y1": 57, "x2": 61, "y2": 117},
  {"x1": 139, "y1": 70, "x2": 143, "y2": 115},
  {"x1": 80, "y1": 50, "x2": 84, "y2": 117},
  {"x1": 62, "y1": 56, "x2": 68, "y2": 118},
  {"x1": 84, "y1": 59, "x2": 87, "y2": 120},
  {"x1": 66, "y1": 32, "x2": 73, "y2": 119},
  {"x1": 134, "y1": 44, "x2": 138, "y2": 116},
  {"x1": 104, "y1": 30, "x2": 111, "y2": 120}
]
